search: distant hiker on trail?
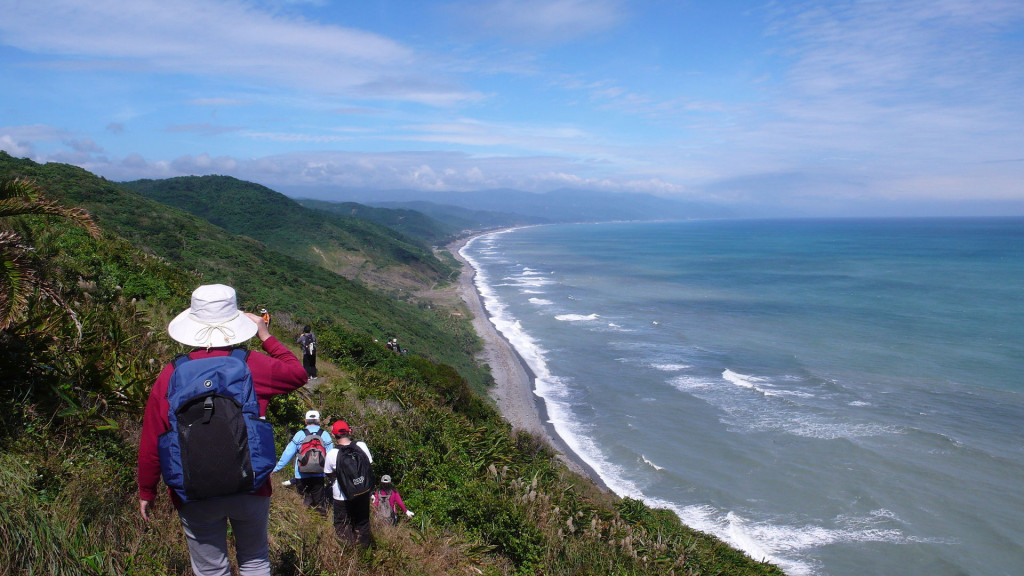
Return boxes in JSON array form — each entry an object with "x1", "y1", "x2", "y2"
[
  {"x1": 324, "y1": 420, "x2": 374, "y2": 547},
  {"x1": 372, "y1": 475, "x2": 414, "y2": 526},
  {"x1": 297, "y1": 325, "x2": 317, "y2": 380},
  {"x1": 386, "y1": 338, "x2": 402, "y2": 354},
  {"x1": 137, "y1": 284, "x2": 308, "y2": 576},
  {"x1": 274, "y1": 410, "x2": 332, "y2": 515},
  {"x1": 260, "y1": 308, "x2": 271, "y2": 328}
]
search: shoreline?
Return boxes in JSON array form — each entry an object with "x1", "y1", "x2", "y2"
[{"x1": 448, "y1": 232, "x2": 607, "y2": 488}]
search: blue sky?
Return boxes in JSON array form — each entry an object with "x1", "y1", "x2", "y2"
[{"x1": 2, "y1": 0, "x2": 1023, "y2": 215}]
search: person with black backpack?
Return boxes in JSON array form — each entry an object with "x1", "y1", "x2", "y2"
[
  {"x1": 324, "y1": 420, "x2": 374, "y2": 547},
  {"x1": 296, "y1": 325, "x2": 317, "y2": 380},
  {"x1": 137, "y1": 284, "x2": 309, "y2": 576},
  {"x1": 273, "y1": 410, "x2": 332, "y2": 515}
]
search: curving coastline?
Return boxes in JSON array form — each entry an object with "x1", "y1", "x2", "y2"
[{"x1": 449, "y1": 233, "x2": 604, "y2": 485}]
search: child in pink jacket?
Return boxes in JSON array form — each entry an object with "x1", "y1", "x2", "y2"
[{"x1": 372, "y1": 475, "x2": 414, "y2": 525}]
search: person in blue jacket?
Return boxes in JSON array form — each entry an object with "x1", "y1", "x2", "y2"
[{"x1": 273, "y1": 410, "x2": 332, "y2": 515}]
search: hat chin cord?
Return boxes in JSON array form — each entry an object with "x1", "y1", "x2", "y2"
[{"x1": 190, "y1": 312, "x2": 240, "y2": 347}]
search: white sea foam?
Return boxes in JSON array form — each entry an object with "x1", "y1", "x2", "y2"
[
  {"x1": 772, "y1": 389, "x2": 816, "y2": 399},
  {"x1": 603, "y1": 322, "x2": 635, "y2": 333},
  {"x1": 675, "y1": 506, "x2": 918, "y2": 576},
  {"x1": 652, "y1": 363, "x2": 690, "y2": 372},
  {"x1": 555, "y1": 313, "x2": 600, "y2": 322},
  {"x1": 669, "y1": 374, "x2": 716, "y2": 391},
  {"x1": 723, "y1": 369, "x2": 779, "y2": 396},
  {"x1": 784, "y1": 419, "x2": 901, "y2": 440},
  {"x1": 640, "y1": 454, "x2": 664, "y2": 471},
  {"x1": 528, "y1": 298, "x2": 553, "y2": 306},
  {"x1": 512, "y1": 274, "x2": 555, "y2": 289},
  {"x1": 465, "y1": 234, "x2": 644, "y2": 504},
  {"x1": 665, "y1": 369, "x2": 901, "y2": 441}
]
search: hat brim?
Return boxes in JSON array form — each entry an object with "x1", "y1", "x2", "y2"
[{"x1": 167, "y1": 307, "x2": 258, "y2": 347}]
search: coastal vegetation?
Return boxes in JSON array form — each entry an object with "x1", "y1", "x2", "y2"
[{"x1": 0, "y1": 152, "x2": 783, "y2": 575}]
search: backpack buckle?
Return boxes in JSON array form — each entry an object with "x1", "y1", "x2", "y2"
[{"x1": 202, "y1": 396, "x2": 215, "y2": 424}]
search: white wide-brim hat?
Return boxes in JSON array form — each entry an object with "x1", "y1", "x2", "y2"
[{"x1": 167, "y1": 284, "x2": 257, "y2": 347}]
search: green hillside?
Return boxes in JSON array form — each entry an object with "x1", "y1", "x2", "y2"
[
  {"x1": 122, "y1": 175, "x2": 455, "y2": 293},
  {"x1": 0, "y1": 153, "x2": 783, "y2": 576},
  {"x1": 298, "y1": 198, "x2": 460, "y2": 245},
  {"x1": 0, "y1": 153, "x2": 485, "y2": 392}
]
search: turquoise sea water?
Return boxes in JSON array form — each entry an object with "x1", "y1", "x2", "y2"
[{"x1": 460, "y1": 218, "x2": 1024, "y2": 576}]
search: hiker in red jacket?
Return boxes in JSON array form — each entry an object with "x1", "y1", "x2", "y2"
[
  {"x1": 372, "y1": 474, "x2": 414, "y2": 525},
  {"x1": 137, "y1": 284, "x2": 308, "y2": 576}
]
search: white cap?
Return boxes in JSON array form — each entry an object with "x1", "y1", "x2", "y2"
[{"x1": 305, "y1": 410, "x2": 321, "y2": 422}]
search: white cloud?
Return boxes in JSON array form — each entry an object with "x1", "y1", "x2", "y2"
[
  {"x1": 0, "y1": 135, "x2": 35, "y2": 158},
  {"x1": 65, "y1": 138, "x2": 103, "y2": 153},
  {"x1": 1, "y1": 0, "x2": 478, "y2": 105},
  {"x1": 0, "y1": 125, "x2": 70, "y2": 157},
  {"x1": 164, "y1": 123, "x2": 244, "y2": 136},
  {"x1": 29, "y1": 145, "x2": 683, "y2": 195},
  {"x1": 188, "y1": 98, "x2": 252, "y2": 107},
  {"x1": 450, "y1": 0, "x2": 625, "y2": 44},
  {"x1": 665, "y1": 0, "x2": 1024, "y2": 201}
]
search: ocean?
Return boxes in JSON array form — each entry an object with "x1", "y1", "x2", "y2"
[{"x1": 459, "y1": 218, "x2": 1024, "y2": 576}]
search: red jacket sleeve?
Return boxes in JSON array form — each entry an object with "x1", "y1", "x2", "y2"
[
  {"x1": 251, "y1": 336, "x2": 309, "y2": 413},
  {"x1": 391, "y1": 490, "x2": 408, "y2": 513},
  {"x1": 137, "y1": 363, "x2": 174, "y2": 502}
]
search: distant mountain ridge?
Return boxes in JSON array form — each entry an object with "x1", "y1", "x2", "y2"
[
  {"x1": 300, "y1": 198, "x2": 547, "y2": 242},
  {"x1": 287, "y1": 186, "x2": 733, "y2": 223}
]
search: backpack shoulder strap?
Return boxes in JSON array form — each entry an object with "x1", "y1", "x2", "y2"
[
  {"x1": 172, "y1": 352, "x2": 192, "y2": 369},
  {"x1": 229, "y1": 347, "x2": 250, "y2": 363}
]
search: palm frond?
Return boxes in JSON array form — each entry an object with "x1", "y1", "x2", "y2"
[
  {"x1": 0, "y1": 178, "x2": 101, "y2": 238},
  {"x1": 0, "y1": 231, "x2": 38, "y2": 330}
]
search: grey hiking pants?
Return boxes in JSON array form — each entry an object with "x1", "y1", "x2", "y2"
[{"x1": 178, "y1": 494, "x2": 271, "y2": 576}]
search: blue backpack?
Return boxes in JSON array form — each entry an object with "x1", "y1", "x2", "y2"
[{"x1": 157, "y1": 348, "x2": 276, "y2": 502}]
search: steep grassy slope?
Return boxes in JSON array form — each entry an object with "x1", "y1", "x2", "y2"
[
  {"x1": 0, "y1": 153, "x2": 486, "y2": 392},
  {"x1": 122, "y1": 175, "x2": 456, "y2": 292}
]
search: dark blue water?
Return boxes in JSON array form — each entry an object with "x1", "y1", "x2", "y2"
[{"x1": 461, "y1": 218, "x2": 1024, "y2": 576}]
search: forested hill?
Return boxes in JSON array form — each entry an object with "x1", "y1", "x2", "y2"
[
  {"x1": 122, "y1": 175, "x2": 455, "y2": 293},
  {"x1": 297, "y1": 199, "x2": 460, "y2": 246},
  {"x1": 0, "y1": 153, "x2": 484, "y2": 389}
]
